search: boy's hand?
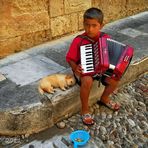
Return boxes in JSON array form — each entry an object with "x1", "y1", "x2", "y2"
[
  {"x1": 68, "y1": 60, "x2": 83, "y2": 77},
  {"x1": 74, "y1": 64, "x2": 83, "y2": 77}
]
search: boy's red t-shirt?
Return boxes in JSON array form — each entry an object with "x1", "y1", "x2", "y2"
[{"x1": 66, "y1": 32, "x2": 110, "y2": 64}]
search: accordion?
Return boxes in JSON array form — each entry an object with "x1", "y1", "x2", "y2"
[{"x1": 80, "y1": 37, "x2": 134, "y2": 80}]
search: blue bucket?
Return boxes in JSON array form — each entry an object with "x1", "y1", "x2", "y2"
[{"x1": 69, "y1": 130, "x2": 90, "y2": 148}]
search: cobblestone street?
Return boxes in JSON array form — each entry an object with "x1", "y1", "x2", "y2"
[{"x1": 63, "y1": 72, "x2": 148, "y2": 147}]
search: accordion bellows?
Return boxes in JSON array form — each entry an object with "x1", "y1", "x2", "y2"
[{"x1": 80, "y1": 37, "x2": 134, "y2": 80}]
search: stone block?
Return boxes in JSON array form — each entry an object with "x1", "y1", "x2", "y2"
[
  {"x1": 70, "y1": 13, "x2": 79, "y2": 32},
  {"x1": 102, "y1": 0, "x2": 126, "y2": 22},
  {"x1": 45, "y1": 81, "x2": 104, "y2": 123},
  {"x1": 20, "y1": 30, "x2": 51, "y2": 49},
  {"x1": 0, "y1": 12, "x2": 49, "y2": 39},
  {"x1": 0, "y1": 0, "x2": 49, "y2": 40},
  {"x1": 119, "y1": 57, "x2": 148, "y2": 86},
  {"x1": 0, "y1": 102, "x2": 54, "y2": 136},
  {"x1": 126, "y1": 0, "x2": 148, "y2": 15},
  {"x1": 78, "y1": 11, "x2": 84, "y2": 30},
  {"x1": 64, "y1": 0, "x2": 91, "y2": 14},
  {"x1": 50, "y1": 0, "x2": 64, "y2": 17},
  {"x1": 45, "y1": 86, "x2": 80, "y2": 123},
  {"x1": 0, "y1": 37, "x2": 21, "y2": 58},
  {"x1": 11, "y1": 0, "x2": 48, "y2": 14},
  {"x1": 91, "y1": 0, "x2": 127, "y2": 22},
  {"x1": 51, "y1": 15, "x2": 71, "y2": 37}
]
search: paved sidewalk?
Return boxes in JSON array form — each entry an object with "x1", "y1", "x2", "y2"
[
  {"x1": 0, "y1": 11, "x2": 148, "y2": 138},
  {"x1": 0, "y1": 11, "x2": 147, "y2": 109}
]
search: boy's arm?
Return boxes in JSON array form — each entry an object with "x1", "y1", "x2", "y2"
[{"x1": 68, "y1": 60, "x2": 83, "y2": 77}]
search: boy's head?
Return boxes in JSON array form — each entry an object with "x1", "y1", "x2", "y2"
[
  {"x1": 83, "y1": 8, "x2": 104, "y2": 38},
  {"x1": 83, "y1": 7, "x2": 104, "y2": 24}
]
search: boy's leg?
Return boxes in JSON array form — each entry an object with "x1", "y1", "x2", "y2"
[
  {"x1": 80, "y1": 76, "x2": 93, "y2": 115},
  {"x1": 99, "y1": 77, "x2": 120, "y2": 110},
  {"x1": 101, "y1": 77, "x2": 118, "y2": 103}
]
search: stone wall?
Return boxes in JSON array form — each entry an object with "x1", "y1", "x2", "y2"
[{"x1": 0, "y1": 0, "x2": 147, "y2": 58}]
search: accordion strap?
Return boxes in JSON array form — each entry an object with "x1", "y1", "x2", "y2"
[
  {"x1": 76, "y1": 32, "x2": 106, "y2": 52},
  {"x1": 77, "y1": 35, "x2": 95, "y2": 43},
  {"x1": 76, "y1": 32, "x2": 106, "y2": 43}
]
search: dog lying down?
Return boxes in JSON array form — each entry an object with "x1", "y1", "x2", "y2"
[{"x1": 38, "y1": 73, "x2": 76, "y2": 94}]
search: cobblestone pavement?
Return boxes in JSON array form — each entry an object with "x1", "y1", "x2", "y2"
[
  {"x1": 63, "y1": 72, "x2": 148, "y2": 148},
  {"x1": 0, "y1": 72, "x2": 147, "y2": 148}
]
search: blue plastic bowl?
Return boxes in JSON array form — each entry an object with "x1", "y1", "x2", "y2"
[{"x1": 69, "y1": 130, "x2": 90, "y2": 148}]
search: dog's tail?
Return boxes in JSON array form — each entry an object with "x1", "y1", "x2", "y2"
[{"x1": 38, "y1": 86, "x2": 44, "y2": 95}]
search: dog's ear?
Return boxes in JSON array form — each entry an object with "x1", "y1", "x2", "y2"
[{"x1": 65, "y1": 74, "x2": 73, "y2": 79}]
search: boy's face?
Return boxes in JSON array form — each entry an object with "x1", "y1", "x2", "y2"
[{"x1": 83, "y1": 18, "x2": 103, "y2": 38}]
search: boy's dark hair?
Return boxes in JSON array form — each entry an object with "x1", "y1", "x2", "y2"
[{"x1": 83, "y1": 7, "x2": 104, "y2": 24}]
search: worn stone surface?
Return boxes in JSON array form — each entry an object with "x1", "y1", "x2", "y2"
[
  {"x1": 0, "y1": 12, "x2": 147, "y2": 137},
  {"x1": 92, "y1": 0, "x2": 148, "y2": 21},
  {"x1": 50, "y1": 0, "x2": 64, "y2": 17},
  {"x1": 92, "y1": 0, "x2": 127, "y2": 22},
  {"x1": 0, "y1": 73, "x2": 6, "y2": 82},
  {"x1": 0, "y1": 0, "x2": 50, "y2": 58},
  {"x1": 118, "y1": 28, "x2": 147, "y2": 38},
  {"x1": 0, "y1": 56, "x2": 147, "y2": 136},
  {"x1": 50, "y1": 13, "x2": 79, "y2": 37},
  {"x1": 126, "y1": 0, "x2": 148, "y2": 15},
  {"x1": 1, "y1": 73, "x2": 147, "y2": 148},
  {"x1": 70, "y1": 13, "x2": 79, "y2": 33},
  {"x1": 0, "y1": 0, "x2": 49, "y2": 39},
  {"x1": 0, "y1": 102, "x2": 54, "y2": 136},
  {"x1": 0, "y1": 1, "x2": 147, "y2": 58},
  {"x1": 51, "y1": 15, "x2": 72, "y2": 37},
  {"x1": 0, "y1": 55, "x2": 65, "y2": 86},
  {"x1": 62, "y1": 73, "x2": 148, "y2": 148},
  {"x1": 78, "y1": 11, "x2": 84, "y2": 30},
  {"x1": 64, "y1": 0, "x2": 91, "y2": 14},
  {"x1": 20, "y1": 30, "x2": 51, "y2": 50},
  {"x1": 119, "y1": 58, "x2": 148, "y2": 86}
]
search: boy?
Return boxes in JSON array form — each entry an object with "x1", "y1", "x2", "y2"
[{"x1": 66, "y1": 8, "x2": 120, "y2": 125}]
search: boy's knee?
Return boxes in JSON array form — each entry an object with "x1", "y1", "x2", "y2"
[
  {"x1": 105, "y1": 77, "x2": 119, "y2": 87},
  {"x1": 81, "y1": 76, "x2": 93, "y2": 88}
]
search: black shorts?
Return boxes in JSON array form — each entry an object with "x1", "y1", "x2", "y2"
[{"x1": 74, "y1": 74, "x2": 108, "y2": 86}]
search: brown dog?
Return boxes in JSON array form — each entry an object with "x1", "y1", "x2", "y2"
[{"x1": 38, "y1": 74, "x2": 76, "y2": 94}]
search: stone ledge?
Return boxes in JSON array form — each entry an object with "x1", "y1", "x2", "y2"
[
  {"x1": 0, "y1": 57, "x2": 147, "y2": 136},
  {"x1": 0, "y1": 102, "x2": 53, "y2": 136}
]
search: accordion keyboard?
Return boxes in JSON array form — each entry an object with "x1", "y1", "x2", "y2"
[{"x1": 80, "y1": 44, "x2": 94, "y2": 73}]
